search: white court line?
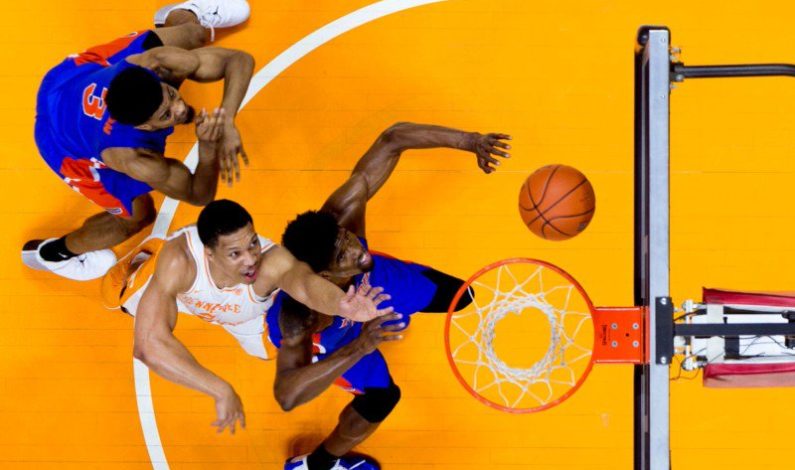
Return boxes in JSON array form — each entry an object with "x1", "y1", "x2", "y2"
[{"x1": 134, "y1": 1, "x2": 445, "y2": 468}]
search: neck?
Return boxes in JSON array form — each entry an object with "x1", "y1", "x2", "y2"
[{"x1": 207, "y1": 259, "x2": 237, "y2": 289}]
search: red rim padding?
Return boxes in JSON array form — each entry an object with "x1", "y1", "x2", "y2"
[
  {"x1": 704, "y1": 363, "x2": 795, "y2": 388},
  {"x1": 703, "y1": 288, "x2": 795, "y2": 308}
]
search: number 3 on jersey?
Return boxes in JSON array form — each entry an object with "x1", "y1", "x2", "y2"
[{"x1": 82, "y1": 83, "x2": 107, "y2": 120}]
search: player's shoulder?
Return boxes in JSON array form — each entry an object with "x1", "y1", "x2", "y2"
[
  {"x1": 152, "y1": 234, "x2": 196, "y2": 292},
  {"x1": 278, "y1": 295, "x2": 316, "y2": 341}
]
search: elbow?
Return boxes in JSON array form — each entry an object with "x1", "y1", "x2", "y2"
[
  {"x1": 380, "y1": 122, "x2": 411, "y2": 142},
  {"x1": 133, "y1": 336, "x2": 162, "y2": 368},
  {"x1": 274, "y1": 382, "x2": 298, "y2": 411},
  {"x1": 277, "y1": 397, "x2": 296, "y2": 412},
  {"x1": 275, "y1": 392, "x2": 297, "y2": 412},
  {"x1": 187, "y1": 190, "x2": 215, "y2": 207},
  {"x1": 133, "y1": 341, "x2": 151, "y2": 364},
  {"x1": 236, "y1": 51, "x2": 255, "y2": 73},
  {"x1": 378, "y1": 122, "x2": 414, "y2": 152}
]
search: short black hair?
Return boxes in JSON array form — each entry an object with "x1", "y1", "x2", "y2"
[
  {"x1": 197, "y1": 199, "x2": 253, "y2": 248},
  {"x1": 281, "y1": 211, "x2": 340, "y2": 272},
  {"x1": 106, "y1": 66, "x2": 163, "y2": 126}
]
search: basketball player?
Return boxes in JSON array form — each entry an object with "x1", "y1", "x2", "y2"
[
  {"x1": 23, "y1": 0, "x2": 255, "y2": 281},
  {"x1": 270, "y1": 122, "x2": 511, "y2": 469},
  {"x1": 101, "y1": 199, "x2": 392, "y2": 434}
]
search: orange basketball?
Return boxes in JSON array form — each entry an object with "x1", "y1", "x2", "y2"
[{"x1": 518, "y1": 164, "x2": 595, "y2": 241}]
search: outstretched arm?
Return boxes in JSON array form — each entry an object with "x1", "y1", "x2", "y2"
[
  {"x1": 258, "y1": 246, "x2": 392, "y2": 322},
  {"x1": 133, "y1": 241, "x2": 244, "y2": 434},
  {"x1": 322, "y1": 122, "x2": 511, "y2": 235},
  {"x1": 273, "y1": 297, "x2": 403, "y2": 411}
]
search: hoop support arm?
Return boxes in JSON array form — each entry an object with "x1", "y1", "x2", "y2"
[
  {"x1": 593, "y1": 307, "x2": 646, "y2": 364},
  {"x1": 672, "y1": 63, "x2": 795, "y2": 81}
]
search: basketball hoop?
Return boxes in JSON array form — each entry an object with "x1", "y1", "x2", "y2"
[{"x1": 445, "y1": 258, "x2": 644, "y2": 413}]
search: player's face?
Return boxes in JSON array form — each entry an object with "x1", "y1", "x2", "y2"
[
  {"x1": 327, "y1": 228, "x2": 373, "y2": 278},
  {"x1": 207, "y1": 223, "x2": 262, "y2": 285},
  {"x1": 140, "y1": 83, "x2": 196, "y2": 130}
]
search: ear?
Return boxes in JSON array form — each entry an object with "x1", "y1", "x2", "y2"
[
  {"x1": 135, "y1": 122, "x2": 155, "y2": 131},
  {"x1": 204, "y1": 245, "x2": 215, "y2": 260}
]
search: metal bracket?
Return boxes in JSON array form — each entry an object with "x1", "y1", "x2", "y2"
[{"x1": 655, "y1": 297, "x2": 674, "y2": 365}]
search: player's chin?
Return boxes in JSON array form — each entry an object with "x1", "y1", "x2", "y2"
[{"x1": 358, "y1": 253, "x2": 374, "y2": 272}]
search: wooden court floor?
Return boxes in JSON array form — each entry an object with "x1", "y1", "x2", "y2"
[{"x1": 3, "y1": 0, "x2": 795, "y2": 468}]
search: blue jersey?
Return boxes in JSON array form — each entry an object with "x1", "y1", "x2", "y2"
[
  {"x1": 34, "y1": 31, "x2": 173, "y2": 216},
  {"x1": 266, "y1": 238, "x2": 439, "y2": 393}
]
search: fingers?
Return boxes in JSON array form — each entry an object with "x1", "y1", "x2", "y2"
[
  {"x1": 211, "y1": 411, "x2": 245, "y2": 434},
  {"x1": 372, "y1": 305, "x2": 394, "y2": 318},
  {"x1": 366, "y1": 286, "x2": 384, "y2": 300},
  {"x1": 195, "y1": 108, "x2": 207, "y2": 126},
  {"x1": 478, "y1": 158, "x2": 496, "y2": 174},
  {"x1": 380, "y1": 333, "x2": 404, "y2": 342},
  {"x1": 355, "y1": 281, "x2": 373, "y2": 296},
  {"x1": 232, "y1": 150, "x2": 241, "y2": 182},
  {"x1": 382, "y1": 321, "x2": 406, "y2": 332},
  {"x1": 240, "y1": 145, "x2": 249, "y2": 166},
  {"x1": 488, "y1": 146, "x2": 510, "y2": 158},
  {"x1": 372, "y1": 292, "x2": 391, "y2": 306},
  {"x1": 344, "y1": 284, "x2": 356, "y2": 300},
  {"x1": 373, "y1": 312, "x2": 401, "y2": 326},
  {"x1": 218, "y1": 153, "x2": 231, "y2": 186}
]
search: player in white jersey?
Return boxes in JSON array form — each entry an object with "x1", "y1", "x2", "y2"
[{"x1": 101, "y1": 199, "x2": 392, "y2": 434}]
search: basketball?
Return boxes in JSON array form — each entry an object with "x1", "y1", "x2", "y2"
[{"x1": 518, "y1": 164, "x2": 595, "y2": 241}]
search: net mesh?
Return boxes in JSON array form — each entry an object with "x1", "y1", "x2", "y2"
[{"x1": 447, "y1": 260, "x2": 595, "y2": 412}]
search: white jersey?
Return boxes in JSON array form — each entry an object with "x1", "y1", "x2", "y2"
[{"x1": 171, "y1": 225, "x2": 278, "y2": 326}]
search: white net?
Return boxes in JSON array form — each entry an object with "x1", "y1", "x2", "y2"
[{"x1": 447, "y1": 260, "x2": 595, "y2": 412}]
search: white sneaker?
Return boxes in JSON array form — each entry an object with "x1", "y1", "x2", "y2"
[
  {"x1": 22, "y1": 239, "x2": 117, "y2": 281},
  {"x1": 284, "y1": 454, "x2": 379, "y2": 470},
  {"x1": 154, "y1": 0, "x2": 251, "y2": 40}
]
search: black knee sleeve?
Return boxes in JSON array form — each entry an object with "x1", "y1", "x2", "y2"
[
  {"x1": 419, "y1": 268, "x2": 474, "y2": 313},
  {"x1": 351, "y1": 382, "x2": 401, "y2": 423}
]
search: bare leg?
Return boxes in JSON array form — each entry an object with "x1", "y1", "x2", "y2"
[
  {"x1": 64, "y1": 194, "x2": 156, "y2": 254},
  {"x1": 321, "y1": 404, "x2": 380, "y2": 457}
]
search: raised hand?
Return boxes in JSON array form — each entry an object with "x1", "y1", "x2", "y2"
[
  {"x1": 195, "y1": 108, "x2": 226, "y2": 145},
  {"x1": 218, "y1": 122, "x2": 248, "y2": 187},
  {"x1": 338, "y1": 283, "x2": 393, "y2": 322},
  {"x1": 470, "y1": 132, "x2": 511, "y2": 174},
  {"x1": 354, "y1": 312, "x2": 405, "y2": 355}
]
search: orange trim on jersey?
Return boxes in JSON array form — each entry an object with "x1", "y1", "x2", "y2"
[
  {"x1": 59, "y1": 157, "x2": 130, "y2": 218},
  {"x1": 118, "y1": 238, "x2": 166, "y2": 307},
  {"x1": 73, "y1": 31, "x2": 146, "y2": 67},
  {"x1": 333, "y1": 376, "x2": 361, "y2": 395},
  {"x1": 182, "y1": 232, "x2": 199, "y2": 294}
]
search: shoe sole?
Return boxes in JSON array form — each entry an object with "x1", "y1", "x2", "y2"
[{"x1": 21, "y1": 239, "x2": 48, "y2": 271}]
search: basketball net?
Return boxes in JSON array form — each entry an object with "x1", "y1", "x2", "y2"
[{"x1": 446, "y1": 259, "x2": 596, "y2": 413}]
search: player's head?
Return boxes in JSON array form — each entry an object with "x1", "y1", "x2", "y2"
[
  {"x1": 281, "y1": 210, "x2": 374, "y2": 279},
  {"x1": 106, "y1": 66, "x2": 196, "y2": 130},
  {"x1": 198, "y1": 199, "x2": 261, "y2": 285}
]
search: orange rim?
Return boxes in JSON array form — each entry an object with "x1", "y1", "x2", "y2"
[{"x1": 444, "y1": 258, "x2": 597, "y2": 413}]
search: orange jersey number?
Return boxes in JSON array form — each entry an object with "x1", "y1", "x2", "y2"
[{"x1": 82, "y1": 83, "x2": 108, "y2": 120}]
